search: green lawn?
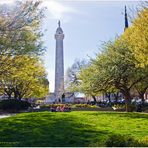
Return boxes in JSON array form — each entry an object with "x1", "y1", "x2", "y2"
[{"x1": 0, "y1": 111, "x2": 148, "y2": 147}]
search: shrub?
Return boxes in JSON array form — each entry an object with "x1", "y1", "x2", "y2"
[
  {"x1": 40, "y1": 104, "x2": 66, "y2": 109},
  {"x1": 40, "y1": 103, "x2": 98, "y2": 109},
  {"x1": 139, "y1": 136, "x2": 148, "y2": 146},
  {"x1": 105, "y1": 134, "x2": 142, "y2": 147},
  {"x1": 112, "y1": 104, "x2": 125, "y2": 110},
  {"x1": 90, "y1": 105, "x2": 97, "y2": 108},
  {"x1": 0, "y1": 99, "x2": 31, "y2": 112},
  {"x1": 74, "y1": 104, "x2": 97, "y2": 108},
  {"x1": 89, "y1": 134, "x2": 148, "y2": 147}
]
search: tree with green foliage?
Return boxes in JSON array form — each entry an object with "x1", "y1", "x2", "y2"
[
  {"x1": 0, "y1": 1, "x2": 49, "y2": 99},
  {"x1": 79, "y1": 38, "x2": 148, "y2": 112},
  {"x1": 0, "y1": 0, "x2": 45, "y2": 76},
  {"x1": 123, "y1": 6, "x2": 148, "y2": 67},
  {"x1": 0, "y1": 56, "x2": 49, "y2": 100}
]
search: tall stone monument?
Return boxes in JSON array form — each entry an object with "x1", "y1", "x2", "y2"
[{"x1": 54, "y1": 21, "x2": 64, "y2": 102}]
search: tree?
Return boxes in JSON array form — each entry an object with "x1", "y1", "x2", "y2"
[
  {"x1": 79, "y1": 39, "x2": 148, "y2": 112},
  {"x1": 0, "y1": 56, "x2": 49, "y2": 100},
  {"x1": 65, "y1": 59, "x2": 88, "y2": 92},
  {"x1": 0, "y1": 0, "x2": 45, "y2": 76},
  {"x1": 0, "y1": 0, "x2": 49, "y2": 99},
  {"x1": 123, "y1": 6, "x2": 148, "y2": 67},
  {"x1": 135, "y1": 79, "x2": 148, "y2": 104}
]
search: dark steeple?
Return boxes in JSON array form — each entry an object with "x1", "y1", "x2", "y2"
[{"x1": 124, "y1": 6, "x2": 129, "y2": 31}]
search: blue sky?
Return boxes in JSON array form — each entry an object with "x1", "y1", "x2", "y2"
[
  {"x1": 0, "y1": 0, "x2": 139, "y2": 92},
  {"x1": 42, "y1": 1, "x2": 139, "y2": 92}
]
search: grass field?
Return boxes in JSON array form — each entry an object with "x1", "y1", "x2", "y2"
[{"x1": 0, "y1": 111, "x2": 148, "y2": 147}]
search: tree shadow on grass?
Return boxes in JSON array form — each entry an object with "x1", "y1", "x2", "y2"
[{"x1": 0, "y1": 112, "x2": 110, "y2": 147}]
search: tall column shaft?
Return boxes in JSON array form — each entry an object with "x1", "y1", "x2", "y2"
[{"x1": 54, "y1": 34, "x2": 64, "y2": 101}]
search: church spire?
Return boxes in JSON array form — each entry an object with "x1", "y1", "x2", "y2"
[{"x1": 124, "y1": 5, "x2": 129, "y2": 31}]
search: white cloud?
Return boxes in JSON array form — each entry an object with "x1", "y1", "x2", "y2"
[
  {"x1": 0, "y1": 0, "x2": 79, "y2": 22},
  {"x1": 42, "y1": 0, "x2": 77, "y2": 21},
  {"x1": 0, "y1": 0, "x2": 15, "y2": 5}
]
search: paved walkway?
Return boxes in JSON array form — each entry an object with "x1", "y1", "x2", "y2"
[{"x1": 0, "y1": 114, "x2": 16, "y2": 119}]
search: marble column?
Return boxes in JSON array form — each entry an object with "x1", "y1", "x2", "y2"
[{"x1": 54, "y1": 21, "x2": 64, "y2": 102}]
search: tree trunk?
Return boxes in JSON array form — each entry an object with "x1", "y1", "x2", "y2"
[
  {"x1": 136, "y1": 86, "x2": 148, "y2": 105},
  {"x1": 8, "y1": 93, "x2": 12, "y2": 99},
  {"x1": 124, "y1": 91, "x2": 132, "y2": 112},
  {"x1": 114, "y1": 92, "x2": 119, "y2": 103},
  {"x1": 138, "y1": 92, "x2": 145, "y2": 106},
  {"x1": 141, "y1": 94, "x2": 145, "y2": 105},
  {"x1": 106, "y1": 92, "x2": 111, "y2": 103},
  {"x1": 92, "y1": 95, "x2": 97, "y2": 103},
  {"x1": 4, "y1": 89, "x2": 12, "y2": 99},
  {"x1": 14, "y1": 91, "x2": 19, "y2": 100},
  {"x1": 18, "y1": 94, "x2": 22, "y2": 100}
]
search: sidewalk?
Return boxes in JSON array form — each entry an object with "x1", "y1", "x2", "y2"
[{"x1": 0, "y1": 114, "x2": 16, "y2": 119}]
